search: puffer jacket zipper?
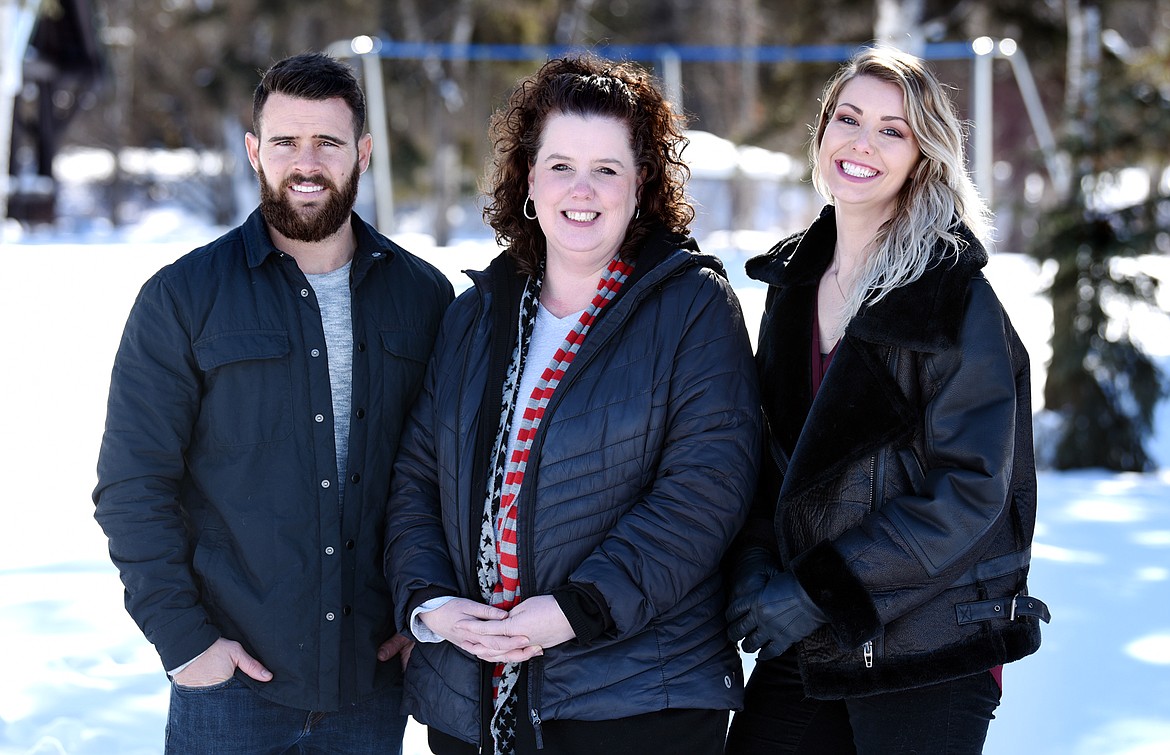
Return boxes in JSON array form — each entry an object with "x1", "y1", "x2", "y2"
[{"x1": 514, "y1": 252, "x2": 696, "y2": 747}]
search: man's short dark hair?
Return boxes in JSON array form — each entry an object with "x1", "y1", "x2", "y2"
[{"x1": 253, "y1": 52, "x2": 366, "y2": 140}]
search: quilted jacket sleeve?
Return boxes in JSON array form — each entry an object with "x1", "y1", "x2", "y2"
[
  {"x1": 567, "y1": 269, "x2": 763, "y2": 636},
  {"x1": 92, "y1": 274, "x2": 221, "y2": 670},
  {"x1": 384, "y1": 300, "x2": 471, "y2": 633}
]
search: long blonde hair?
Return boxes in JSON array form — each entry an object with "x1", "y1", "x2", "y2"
[{"x1": 811, "y1": 46, "x2": 991, "y2": 328}]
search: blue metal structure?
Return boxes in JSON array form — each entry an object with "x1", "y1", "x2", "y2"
[{"x1": 356, "y1": 40, "x2": 979, "y2": 63}]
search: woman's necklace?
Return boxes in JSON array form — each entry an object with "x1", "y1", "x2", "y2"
[
  {"x1": 828, "y1": 241, "x2": 861, "y2": 301},
  {"x1": 830, "y1": 267, "x2": 847, "y2": 299},
  {"x1": 825, "y1": 261, "x2": 848, "y2": 301}
]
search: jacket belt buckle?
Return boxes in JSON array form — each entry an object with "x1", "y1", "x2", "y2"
[{"x1": 1009, "y1": 594, "x2": 1018, "y2": 621}]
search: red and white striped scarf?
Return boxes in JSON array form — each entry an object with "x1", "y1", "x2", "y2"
[{"x1": 480, "y1": 254, "x2": 633, "y2": 754}]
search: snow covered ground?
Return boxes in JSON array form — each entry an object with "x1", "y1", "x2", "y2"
[{"x1": 1, "y1": 208, "x2": 1168, "y2": 755}]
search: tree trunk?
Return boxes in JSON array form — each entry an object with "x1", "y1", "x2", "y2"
[{"x1": 874, "y1": 0, "x2": 926, "y2": 55}]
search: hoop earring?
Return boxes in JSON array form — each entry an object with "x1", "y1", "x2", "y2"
[{"x1": 523, "y1": 195, "x2": 538, "y2": 220}]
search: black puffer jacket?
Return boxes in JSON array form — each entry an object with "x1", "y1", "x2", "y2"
[
  {"x1": 386, "y1": 231, "x2": 761, "y2": 745},
  {"x1": 741, "y1": 206, "x2": 1047, "y2": 698}
]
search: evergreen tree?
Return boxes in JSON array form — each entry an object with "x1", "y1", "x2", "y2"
[{"x1": 1031, "y1": 0, "x2": 1167, "y2": 471}]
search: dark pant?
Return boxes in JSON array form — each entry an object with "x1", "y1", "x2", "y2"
[
  {"x1": 725, "y1": 649, "x2": 1000, "y2": 755},
  {"x1": 164, "y1": 676, "x2": 407, "y2": 755},
  {"x1": 429, "y1": 707, "x2": 729, "y2": 755}
]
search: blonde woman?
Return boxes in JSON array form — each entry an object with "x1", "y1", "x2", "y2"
[{"x1": 725, "y1": 47, "x2": 1049, "y2": 754}]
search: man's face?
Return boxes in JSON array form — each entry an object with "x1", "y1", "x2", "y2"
[{"x1": 245, "y1": 93, "x2": 371, "y2": 242}]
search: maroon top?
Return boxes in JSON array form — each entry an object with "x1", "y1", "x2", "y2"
[{"x1": 810, "y1": 296, "x2": 839, "y2": 395}]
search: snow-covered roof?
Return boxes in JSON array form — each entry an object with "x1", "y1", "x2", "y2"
[{"x1": 684, "y1": 129, "x2": 803, "y2": 181}]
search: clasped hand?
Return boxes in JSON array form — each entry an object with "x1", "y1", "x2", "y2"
[{"x1": 420, "y1": 596, "x2": 574, "y2": 663}]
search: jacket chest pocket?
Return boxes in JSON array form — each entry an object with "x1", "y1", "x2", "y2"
[
  {"x1": 378, "y1": 329, "x2": 433, "y2": 429},
  {"x1": 194, "y1": 330, "x2": 293, "y2": 446}
]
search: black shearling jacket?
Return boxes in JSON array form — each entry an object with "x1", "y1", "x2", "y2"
[{"x1": 739, "y1": 206, "x2": 1047, "y2": 698}]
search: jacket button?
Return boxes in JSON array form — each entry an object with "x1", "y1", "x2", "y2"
[
  {"x1": 342, "y1": 605, "x2": 352, "y2": 616},
  {"x1": 320, "y1": 479, "x2": 330, "y2": 488},
  {"x1": 357, "y1": 342, "x2": 366, "y2": 352},
  {"x1": 355, "y1": 408, "x2": 365, "y2": 419},
  {"x1": 311, "y1": 348, "x2": 321, "y2": 358},
  {"x1": 315, "y1": 414, "x2": 324, "y2": 423},
  {"x1": 325, "y1": 546, "x2": 335, "y2": 555},
  {"x1": 350, "y1": 473, "x2": 361, "y2": 484},
  {"x1": 300, "y1": 288, "x2": 309, "y2": 298},
  {"x1": 326, "y1": 612, "x2": 336, "y2": 621},
  {"x1": 345, "y1": 539, "x2": 355, "y2": 550}
]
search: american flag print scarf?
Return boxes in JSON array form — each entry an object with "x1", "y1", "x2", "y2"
[{"x1": 477, "y1": 254, "x2": 634, "y2": 754}]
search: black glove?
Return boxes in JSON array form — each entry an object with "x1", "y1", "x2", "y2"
[
  {"x1": 726, "y1": 546, "x2": 779, "y2": 626},
  {"x1": 726, "y1": 569, "x2": 827, "y2": 660}
]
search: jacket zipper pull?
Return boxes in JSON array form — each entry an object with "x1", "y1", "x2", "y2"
[
  {"x1": 531, "y1": 708, "x2": 544, "y2": 749},
  {"x1": 862, "y1": 641, "x2": 874, "y2": 669}
]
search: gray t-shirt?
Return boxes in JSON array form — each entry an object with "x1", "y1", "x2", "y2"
[{"x1": 305, "y1": 260, "x2": 353, "y2": 502}]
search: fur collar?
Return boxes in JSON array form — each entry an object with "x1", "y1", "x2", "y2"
[
  {"x1": 748, "y1": 205, "x2": 989, "y2": 502},
  {"x1": 746, "y1": 205, "x2": 988, "y2": 354}
]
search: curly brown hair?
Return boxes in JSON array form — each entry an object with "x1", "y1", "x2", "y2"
[{"x1": 483, "y1": 54, "x2": 693, "y2": 275}]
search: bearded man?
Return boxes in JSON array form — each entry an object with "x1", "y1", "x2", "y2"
[{"x1": 93, "y1": 52, "x2": 453, "y2": 754}]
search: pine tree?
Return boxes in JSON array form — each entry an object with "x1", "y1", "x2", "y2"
[{"x1": 1031, "y1": 0, "x2": 1167, "y2": 471}]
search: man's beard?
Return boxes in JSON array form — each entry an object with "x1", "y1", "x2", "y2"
[{"x1": 257, "y1": 164, "x2": 360, "y2": 243}]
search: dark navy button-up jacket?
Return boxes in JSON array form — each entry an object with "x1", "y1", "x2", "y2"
[{"x1": 94, "y1": 209, "x2": 453, "y2": 711}]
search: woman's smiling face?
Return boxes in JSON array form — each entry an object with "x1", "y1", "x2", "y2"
[
  {"x1": 817, "y1": 75, "x2": 921, "y2": 222},
  {"x1": 528, "y1": 113, "x2": 641, "y2": 269}
]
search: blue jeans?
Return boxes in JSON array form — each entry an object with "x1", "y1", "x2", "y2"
[
  {"x1": 165, "y1": 676, "x2": 407, "y2": 754},
  {"x1": 725, "y1": 649, "x2": 1001, "y2": 754}
]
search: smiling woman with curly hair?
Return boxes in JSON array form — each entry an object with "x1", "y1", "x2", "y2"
[{"x1": 386, "y1": 54, "x2": 761, "y2": 755}]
